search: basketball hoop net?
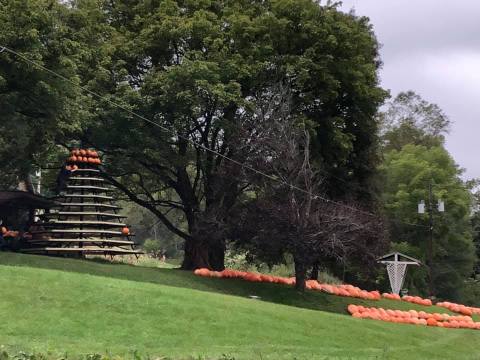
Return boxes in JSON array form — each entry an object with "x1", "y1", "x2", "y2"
[
  {"x1": 386, "y1": 262, "x2": 407, "y2": 295},
  {"x1": 378, "y1": 252, "x2": 421, "y2": 295}
]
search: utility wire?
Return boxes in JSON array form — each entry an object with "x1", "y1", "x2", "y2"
[{"x1": 0, "y1": 44, "x2": 426, "y2": 227}]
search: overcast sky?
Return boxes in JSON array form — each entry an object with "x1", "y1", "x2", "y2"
[{"x1": 339, "y1": 0, "x2": 480, "y2": 180}]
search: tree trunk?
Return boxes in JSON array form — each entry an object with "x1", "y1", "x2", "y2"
[
  {"x1": 181, "y1": 237, "x2": 210, "y2": 270},
  {"x1": 309, "y1": 261, "x2": 319, "y2": 280},
  {"x1": 294, "y1": 257, "x2": 307, "y2": 291},
  {"x1": 208, "y1": 239, "x2": 226, "y2": 271}
]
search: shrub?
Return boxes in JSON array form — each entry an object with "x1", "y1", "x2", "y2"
[{"x1": 143, "y1": 239, "x2": 164, "y2": 259}]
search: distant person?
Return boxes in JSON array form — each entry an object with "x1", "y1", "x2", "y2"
[{"x1": 56, "y1": 165, "x2": 75, "y2": 192}]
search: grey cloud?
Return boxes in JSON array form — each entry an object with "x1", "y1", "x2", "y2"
[{"x1": 339, "y1": 0, "x2": 480, "y2": 179}]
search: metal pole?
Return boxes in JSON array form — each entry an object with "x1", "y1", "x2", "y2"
[{"x1": 427, "y1": 180, "x2": 434, "y2": 297}]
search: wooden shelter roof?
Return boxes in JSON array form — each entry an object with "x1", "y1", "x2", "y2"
[
  {"x1": 0, "y1": 191, "x2": 56, "y2": 209},
  {"x1": 377, "y1": 252, "x2": 421, "y2": 265}
]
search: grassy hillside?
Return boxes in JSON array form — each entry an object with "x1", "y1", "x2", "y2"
[{"x1": 0, "y1": 253, "x2": 479, "y2": 360}]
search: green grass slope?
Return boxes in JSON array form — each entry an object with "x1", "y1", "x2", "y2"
[{"x1": 0, "y1": 253, "x2": 479, "y2": 360}]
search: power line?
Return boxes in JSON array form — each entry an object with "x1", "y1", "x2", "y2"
[{"x1": 0, "y1": 44, "x2": 424, "y2": 227}]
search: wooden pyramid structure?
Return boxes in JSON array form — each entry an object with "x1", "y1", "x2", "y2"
[{"x1": 22, "y1": 149, "x2": 142, "y2": 257}]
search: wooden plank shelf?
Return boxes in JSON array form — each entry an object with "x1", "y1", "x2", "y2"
[
  {"x1": 42, "y1": 212, "x2": 126, "y2": 218},
  {"x1": 21, "y1": 247, "x2": 142, "y2": 255},
  {"x1": 37, "y1": 220, "x2": 127, "y2": 227},
  {"x1": 69, "y1": 177, "x2": 105, "y2": 182},
  {"x1": 55, "y1": 203, "x2": 122, "y2": 209},
  {"x1": 31, "y1": 229, "x2": 134, "y2": 236},
  {"x1": 28, "y1": 238, "x2": 135, "y2": 245},
  {"x1": 72, "y1": 168, "x2": 101, "y2": 173},
  {"x1": 66, "y1": 185, "x2": 113, "y2": 192},
  {"x1": 60, "y1": 194, "x2": 114, "y2": 200}
]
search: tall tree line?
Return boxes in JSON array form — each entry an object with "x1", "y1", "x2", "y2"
[
  {"x1": 378, "y1": 92, "x2": 477, "y2": 301},
  {"x1": 1, "y1": 0, "x2": 387, "y2": 283}
]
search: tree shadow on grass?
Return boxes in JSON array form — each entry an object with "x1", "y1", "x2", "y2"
[{"x1": 0, "y1": 252, "x2": 372, "y2": 315}]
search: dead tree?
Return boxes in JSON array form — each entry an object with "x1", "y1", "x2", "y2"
[{"x1": 233, "y1": 84, "x2": 387, "y2": 290}]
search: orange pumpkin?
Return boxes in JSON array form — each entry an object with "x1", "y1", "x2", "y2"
[
  {"x1": 194, "y1": 268, "x2": 210, "y2": 277},
  {"x1": 87, "y1": 157, "x2": 96, "y2": 164},
  {"x1": 121, "y1": 227, "x2": 130, "y2": 235},
  {"x1": 79, "y1": 149, "x2": 87, "y2": 156},
  {"x1": 347, "y1": 304, "x2": 358, "y2": 314}
]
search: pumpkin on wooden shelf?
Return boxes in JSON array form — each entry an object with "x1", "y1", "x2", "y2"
[{"x1": 121, "y1": 227, "x2": 130, "y2": 235}]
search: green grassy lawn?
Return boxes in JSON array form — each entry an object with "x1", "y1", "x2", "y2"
[{"x1": 0, "y1": 253, "x2": 479, "y2": 360}]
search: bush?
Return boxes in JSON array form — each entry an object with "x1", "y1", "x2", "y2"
[
  {"x1": 143, "y1": 239, "x2": 163, "y2": 259},
  {"x1": 460, "y1": 277, "x2": 480, "y2": 307}
]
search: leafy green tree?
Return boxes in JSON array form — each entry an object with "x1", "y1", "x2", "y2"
[
  {"x1": 380, "y1": 144, "x2": 476, "y2": 300},
  {"x1": 471, "y1": 211, "x2": 480, "y2": 275},
  {"x1": 379, "y1": 91, "x2": 450, "y2": 152},
  {"x1": 72, "y1": 0, "x2": 386, "y2": 270},
  {"x1": 0, "y1": 0, "x2": 86, "y2": 188}
]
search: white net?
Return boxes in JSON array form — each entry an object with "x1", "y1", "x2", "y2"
[{"x1": 386, "y1": 262, "x2": 407, "y2": 295}]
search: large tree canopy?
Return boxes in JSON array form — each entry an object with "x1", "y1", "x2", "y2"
[
  {"x1": 380, "y1": 144, "x2": 476, "y2": 300},
  {"x1": 69, "y1": 0, "x2": 387, "y2": 270},
  {"x1": 0, "y1": 0, "x2": 387, "y2": 271},
  {"x1": 0, "y1": 0, "x2": 85, "y2": 188},
  {"x1": 377, "y1": 92, "x2": 476, "y2": 299}
]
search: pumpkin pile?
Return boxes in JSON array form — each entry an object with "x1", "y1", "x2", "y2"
[
  {"x1": 347, "y1": 305, "x2": 480, "y2": 330},
  {"x1": 67, "y1": 149, "x2": 102, "y2": 165},
  {"x1": 321, "y1": 284, "x2": 381, "y2": 300},
  {"x1": 436, "y1": 301, "x2": 480, "y2": 316},
  {"x1": 193, "y1": 268, "x2": 381, "y2": 300},
  {"x1": 382, "y1": 293, "x2": 401, "y2": 300},
  {"x1": 195, "y1": 268, "x2": 295, "y2": 285},
  {"x1": 1, "y1": 226, "x2": 18, "y2": 238},
  {"x1": 401, "y1": 295, "x2": 432, "y2": 306}
]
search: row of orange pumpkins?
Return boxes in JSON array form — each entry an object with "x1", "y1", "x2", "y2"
[
  {"x1": 436, "y1": 301, "x2": 480, "y2": 316},
  {"x1": 348, "y1": 305, "x2": 480, "y2": 330},
  {"x1": 70, "y1": 149, "x2": 100, "y2": 158},
  {"x1": 67, "y1": 156, "x2": 102, "y2": 165},
  {"x1": 399, "y1": 295, "x2": 432, "y2": 306},
  {"x1": 194, "y1": 268, "x2": 381, "y2": 300},
  {"x1": 193, "y1": 268, "x2": 479, "y2": 316},
  {"x1": 381, "y1": 293, "x2": 401, "y2": 300},
  {"x1": 382, "y1": 293, "x2": 433, "y2": 306}
]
